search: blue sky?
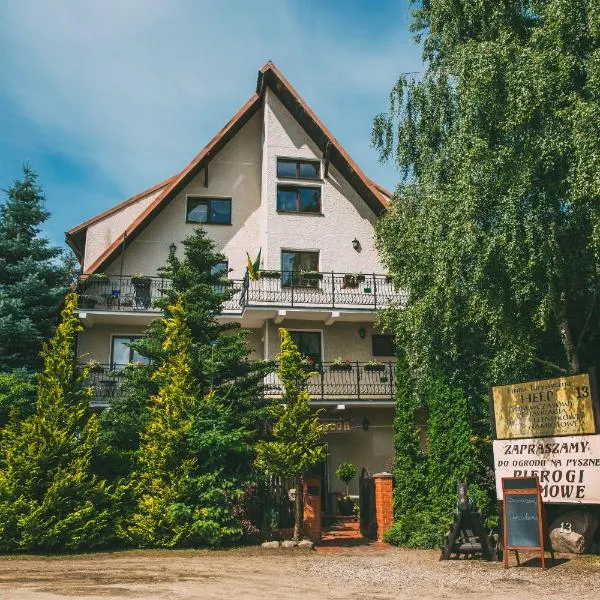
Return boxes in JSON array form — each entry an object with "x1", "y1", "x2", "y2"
[{"x1": 0, "y1": 0, "x2": 422, "y2": 249}]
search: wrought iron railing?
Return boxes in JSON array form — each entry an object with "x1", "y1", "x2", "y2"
[
  {"x1": 76, "y1": 271, "x2": 406, "y2": 313},
  {"x1": 79, "y1": 363, "x2": 130, "y2": 401},
  {"x1": 76, "y1": 276, "x2": 170, "y2": 311},
  {"x1": 79, "y1": 361, "x2": 396, "y2": 403},
  {"x1": 264, "y1": 361, "x2": 396, "y2": 401},
  {"x1": 239, "y1": 271, "x2": 407, "y2": 310},
  {"x1": 76, "y1": 275, "x2": 243, "y2": 312}
]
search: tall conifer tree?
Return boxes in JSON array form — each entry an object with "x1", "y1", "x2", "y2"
[
  {"x1": 0, "y1": 293, "x2": 113, "y2": 551},
  {"x1": 0, "y1": 165, "x2": 67, "y2": 371}
]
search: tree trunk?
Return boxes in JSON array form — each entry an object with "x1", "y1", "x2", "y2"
[
  {"x1": 558, "y1": 292, "x2": 580, "y2": 374},
  {"x1": 293, "y1": 476, "x2": 303, "y2": 541}
]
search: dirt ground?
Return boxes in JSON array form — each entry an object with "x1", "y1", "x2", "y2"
[{"x1": 0, "y1": 546, "x2": 598, "y2": 600}]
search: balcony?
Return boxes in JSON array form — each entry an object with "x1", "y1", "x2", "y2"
[
  {"x1": 80, "y1": 361, "x2": 397, "y2": 407},
  {"x1": 79, "y1": 364, "x2": 129, "y2": 407},
  {"x1": 264, "y1": 361, "x2": 396, "y2": 404},
  {"x1": 76, "y1": 276, "x2": 170, "y2": 312},
  {"x1": 75, "y1": 275, "x2": 242, "y2": 313},
  {"x1": 75, "y1": 271, "x2": 407, "y2": 324},
  {"x1": 238, "y1": 271, "x2": 406, "y2": 311}
]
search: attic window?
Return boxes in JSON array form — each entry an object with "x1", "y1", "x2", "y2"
[
  {"x1": 186, "y1": 197, "x2": 231, "y2": 225},
  {"x1": 277, "y1": 158, "x2": 320, "y2": 180}
]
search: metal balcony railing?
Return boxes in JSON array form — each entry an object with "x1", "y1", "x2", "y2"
[
  {"x1": 76, "y1": 276, "x2": 171, "y2": 312},
  {"x1": 76, "y1": 271, "x2": 406, "y2": 314},
  {"x1": 79, "y1": 363, "x2": 130, "y2": 401},
  {"x1": 264, "y1": 361, "x2": 396, "y2": 401},
  {"x1": 238, "y1": 271, "x2": 407, "y2": 310},
  {"x1": 76, "y1": 275, "x2": 244, "y2": 312},
  {"x1": 79, "y1": 361, "x2": 396, "y2": 403}
]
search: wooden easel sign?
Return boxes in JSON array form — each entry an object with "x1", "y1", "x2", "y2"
[{"x1": 502, "y1": 476, "x2": 552, "y2": 569}]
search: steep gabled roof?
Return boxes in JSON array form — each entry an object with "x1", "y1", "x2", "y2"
[
  {"x1": 70, "y1": 61, "x2": 389, "y2": 274},
  {"x1": 65, "y1": 175, "x2": 176, "y2": 260}
]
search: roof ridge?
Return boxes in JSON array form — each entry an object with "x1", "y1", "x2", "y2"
[{"x1": 79, "y1": 62, "x2": 389, "y2": 274}]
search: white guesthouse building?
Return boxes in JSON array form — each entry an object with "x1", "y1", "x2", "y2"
[{"x1": 66, "y1": 62, "x2": 404, "y2": 510}]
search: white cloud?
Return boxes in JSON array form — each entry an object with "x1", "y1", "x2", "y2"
[{"x1": 0, "y1": 0, "x2": 420, "y2": 223}]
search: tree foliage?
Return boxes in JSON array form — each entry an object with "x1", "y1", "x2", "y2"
[
  {"x1": 0, "y1": 293, "x2": 113, "y2": 551},
  {"x1": 124, "y1": 298, "x2": 244, "y2": 547},
  {"x1": 255, "y1": 329, "x2": 331, "y2": 540},
  {"x1": 373, "y1": 0, "x2": 600, "y2": 546},
  {"x1": 99, "y1": 228, "x2": 272, "y2": 481},
  {"x1": 0, "y1": 165, "x2": 68, "y2": 371}
]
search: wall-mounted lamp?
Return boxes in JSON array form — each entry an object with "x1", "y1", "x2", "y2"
[
  {"x1": 169, "y1": 242, "x2": 177, "y2": 255},
  {"x1": 362, "y1": 417, "x2": 370, "y2": 431},
  {"x1": 352, "y1": 238, "x2": 361, "y2": 252},
  {"x1": 358, "y1": 325, "x2": 366, "y2": 339}
]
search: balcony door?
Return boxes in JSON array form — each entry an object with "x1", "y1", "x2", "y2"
[
  {"x1": 289, "y1": 330, "x2": 322, "y2": 367},
  {"x1": 281, "y1": 250, "x2": 319, "y2": 288}
]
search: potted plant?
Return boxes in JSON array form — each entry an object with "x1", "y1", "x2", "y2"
[
  {"x1": 336, "y1": 462, "x2": 357, "y2": 516},
  {"x1": 131, "y1": 273, "x2": 152, "y2": 308},
  {"x1": 300, "y1": 270, "x2": 323, "y2": 287},
  {"x1": 86, "y1": 359, "x2": 104, "y2": 374},
  {"x1": 88, "y1": 272, "x2": 109, "y2": 282},
  {"x1": 342, "y1": 273, "x2": 365, "y2": 289},
  {"x1": 78, "y1": 294, "x2": 98, "y2": 309},
  {"x1": 363, "y1": 360, "x2": 386, "y2": 372},
  {"x1": 259, "y1": 270, "x2": 281, "y2": 279},
  {"x1": 330, "y1": 358, "x2": 353, "y2": 372}
]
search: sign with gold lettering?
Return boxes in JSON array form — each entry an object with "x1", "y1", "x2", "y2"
[{"x1": 490, "y1": 372, "x2": 598, "y2": 440}]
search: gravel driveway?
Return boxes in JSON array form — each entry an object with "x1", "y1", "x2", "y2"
[{"x1": 0, "y1": 547, "x2": 598, "y2": 599}]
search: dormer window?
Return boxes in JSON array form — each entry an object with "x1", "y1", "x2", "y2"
[{"x1": 277, "y1": 158, "x2": 320, "y2": 180}]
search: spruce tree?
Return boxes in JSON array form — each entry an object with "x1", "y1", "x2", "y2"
[
  {"x1": 0, "y1": 293, "x2": 113, "y2": 551},
  {"x1": 99, "y1": 228, "x2": 272, "y2": 481},
  {"x1": 255, "y1": 329, "x2": 331, "y2": 541},
  {"x1": 0, "y1": 165, "x2": 67, "y2": 371},
  {"x1": 125, "y1": 298, "x2": 245, "y2": 547}
]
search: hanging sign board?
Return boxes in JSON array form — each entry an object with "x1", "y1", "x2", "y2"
[
  {"x1": 490, "y1": 372, "x2": 598, "y2": 440},
  {"x1": 493, "y1": 434, "x2": 600, "y2": 503},
  {"x1": 502, "y1": 477, "x2": 549, "y2": 569}
]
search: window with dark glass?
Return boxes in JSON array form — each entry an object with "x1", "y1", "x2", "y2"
[
  {"x1": 371, "y1": 334, "x2": 396, "y2": 357},
  {"x1": 281, "y1": 250, "x2": 319, "y2": 287},
  {"x1": 186, "y1": 197, "x2": 231, "y2": 224},
  {"x1": 211, "y1": 260, "x2": 229, "y2": 294},
  {"x1": 111, "y1": 336, "x2": 149, "y2": 367},
  {"x1": 289, "y1": 331, "x2": 322, "y2": 365},
  {"x1": 277, "y1": 158, "x2": 320, "y2": 179},
  {"x1": 277, "y1": 185, "x2": 321, "y2": 213}
]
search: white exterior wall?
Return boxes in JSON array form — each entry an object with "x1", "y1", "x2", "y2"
[
  {"x1": 77, "y1": 324, "x2": 145, "y2": 364},
  {"x1": 102, "y1": 109, "x2": 265, "y2": 279},
  {"x1": 83, "y1": 188, "x2": 163, "y2": 272},
  {"x1": 326, "y1": 406, "x2": 395, "y2": 497},
  {"x1": 264, "y1": 320, "x2": 395, "y2": 363},
  {"x1": 261, "y1": 89, "x2": 385, "y2": 274}
]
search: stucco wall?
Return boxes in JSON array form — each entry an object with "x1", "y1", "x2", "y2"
[
  {"x1": 103, "y1": 109, "x2": 265, "y2": 279},
  {"x1": 77, "y1": 324, "x2": 146, "y2": 364},
  {"x1": 261, "y1": 88, "x2": 385, "y2": 274},
  {"x1": 83, "y1": 188, "x2": 164, "y2": 273},
  {"x1": 325, "y1": 406, "x2": 395, "y2": 497},
  {"x1": 78, "y1": 324, "x2": 264, "y2": 365},
  {"x1": 264, "y1": 319, "x2": 395, "y2": 363}
]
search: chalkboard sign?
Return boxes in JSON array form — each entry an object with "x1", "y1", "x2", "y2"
[
  {"x1": 505, "y1": 494, "x2": 541, "y2": 547},
  {"x1": 502, "y1": 476, "x2": 549, "y2": 569}
]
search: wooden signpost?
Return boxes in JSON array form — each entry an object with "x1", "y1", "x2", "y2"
[{"x1": 502, "y1": 476, "x2": 553, "y2": 569}]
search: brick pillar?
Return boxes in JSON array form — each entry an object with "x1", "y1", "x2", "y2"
[
  {"x1": 303, "y1": 477, "x2": 322, "y2": 542},
  {"x1": 374, "y1": 472, "x2": 394, "y2": 541}
]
